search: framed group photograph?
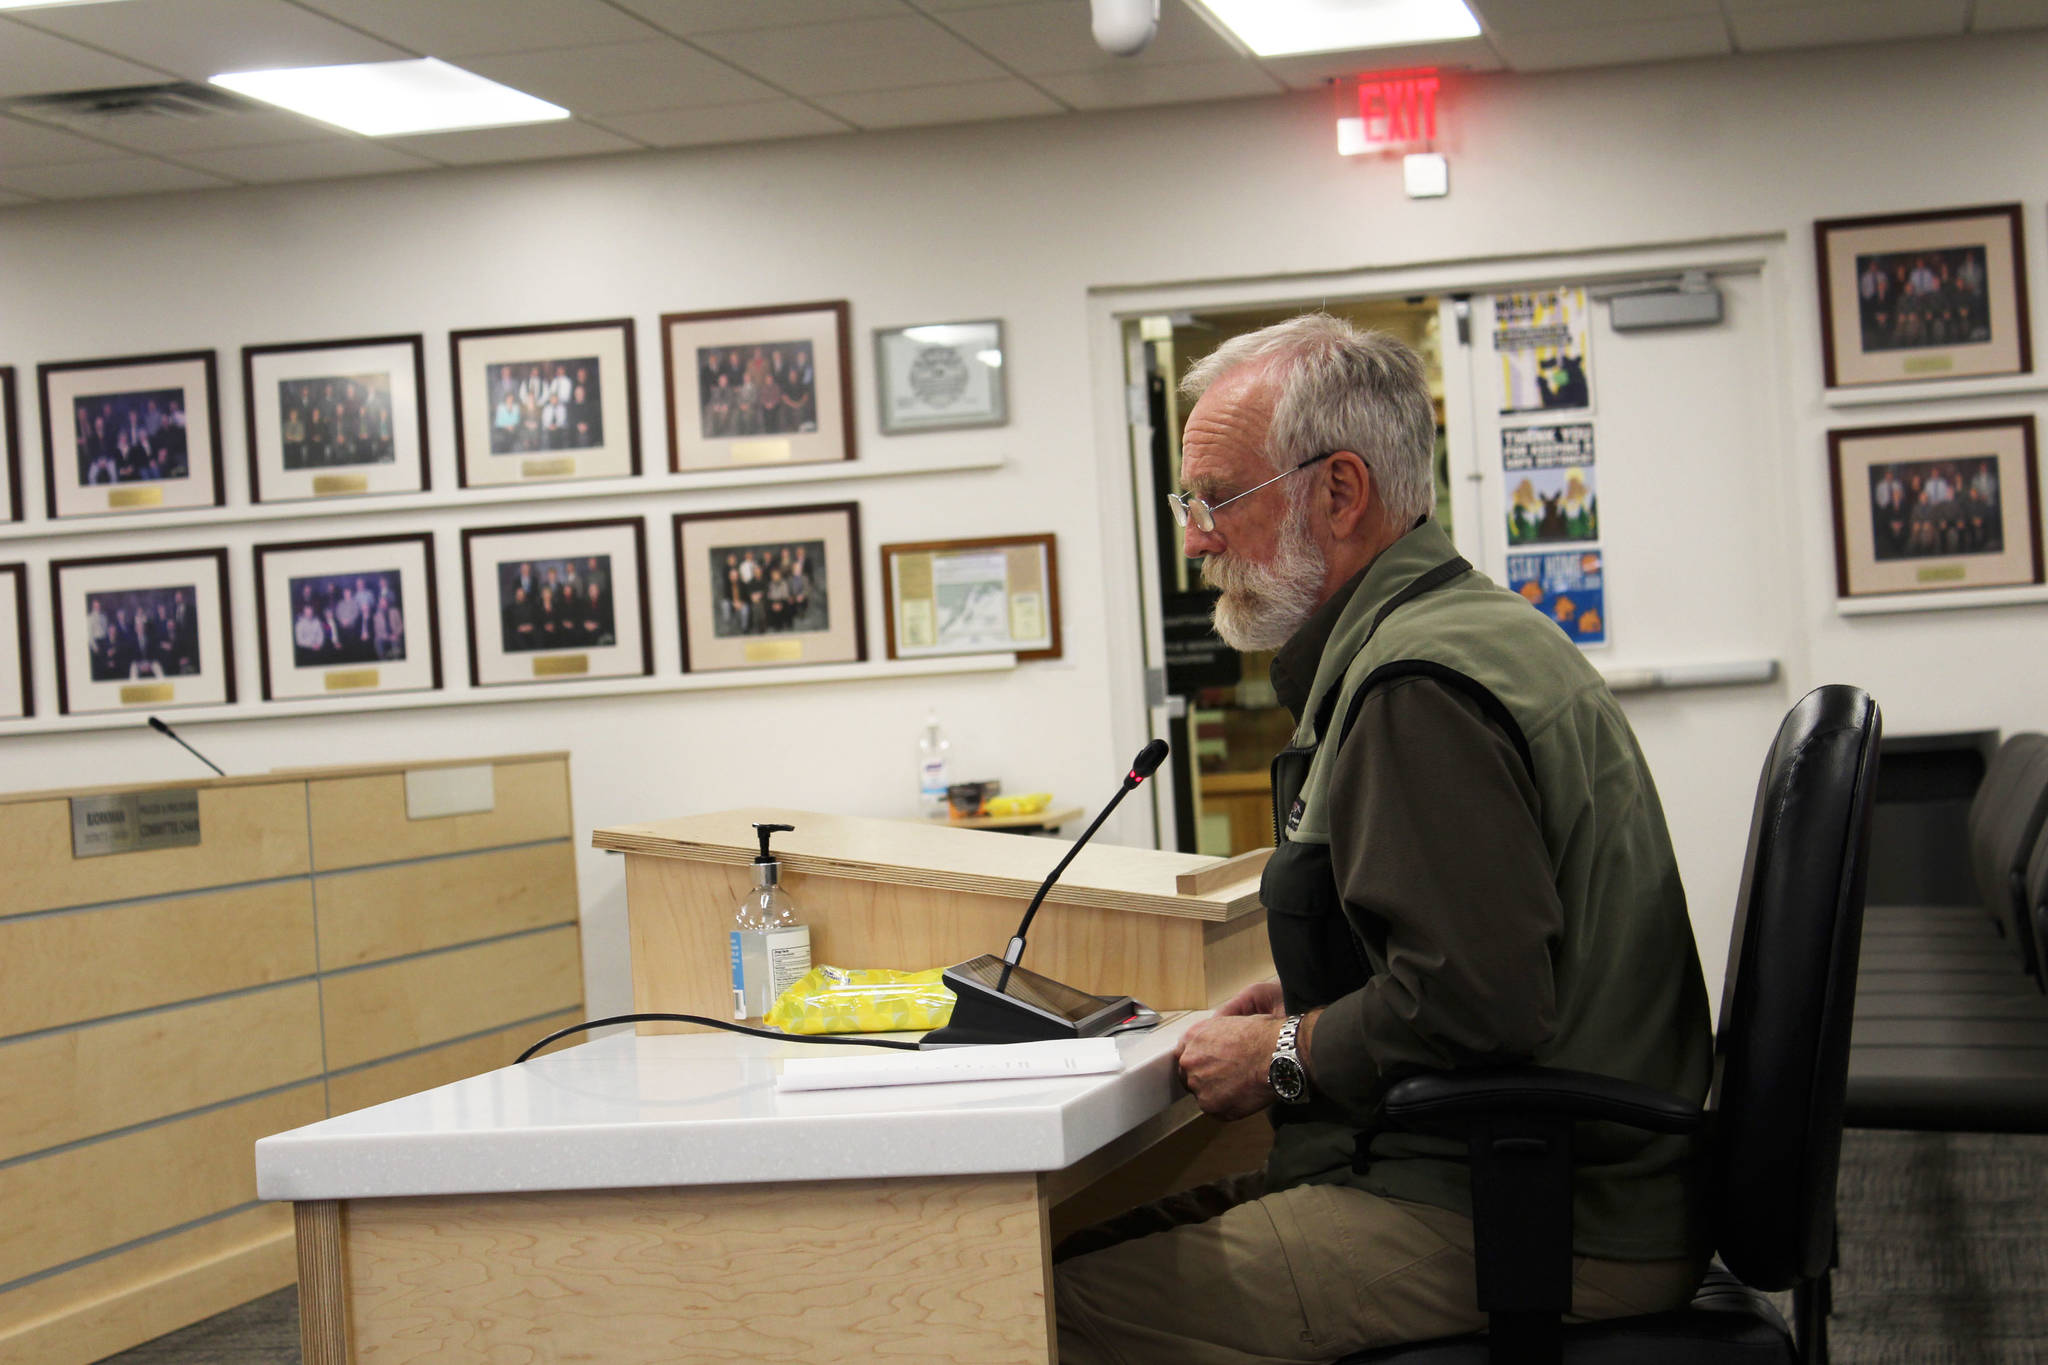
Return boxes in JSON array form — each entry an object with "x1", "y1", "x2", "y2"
[
  {"x1": 1827, "y1": 415, "x2": 2042, "y2": 600},
  {"x1": 1815, "y1": 203, "x2": 2032, "y2": 388},
  {"x1": 1, "y1": 366, "x2": 20, "y2": 524},
  {"x1": 39, "y1": 350, "x2": 223, "y2": 519},
  {"x1": 663, "y1": 301, "x2": 854, "y2": 472},
  {"x1": 253, "y1": 533, "x2": 441, "y2": 702},
  {"x1": 49, "y1": 548, "x2": 233, "y2": 715},
  {"x1": 243, "y1": 334, "x2": 429, "y2": 503},
  {"x1": 674, "y1": 501, "x2": 865, "y2": 672},
  {"x1": 461, "y1": 518, "x2": 650, "y2": 687},
  {"x1": 873, "y1": 320, "x2": 1007, "y2": 434},
  {"x1": 0, "y1": 563, "x2": 29, "y2": 720},
  {"x1": 880, "y1": 533, "x2": 1061, "y2": 662},
  {"x1": 450, "y1": 319, "x2": 640, "y2": 489}
]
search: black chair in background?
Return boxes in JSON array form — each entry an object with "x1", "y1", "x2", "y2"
[{"x1": 1344, "y1": 684, "x2": 1882, "y2": 1365}]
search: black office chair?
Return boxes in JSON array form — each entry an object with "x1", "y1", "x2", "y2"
[{"x1": 1342, "y1": 684, "x2": 1882, "y2": 1365}]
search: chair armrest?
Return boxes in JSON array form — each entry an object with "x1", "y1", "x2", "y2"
[{"x1": 1382, "y1": 1066, "x2": 1704, "y2": 1135}]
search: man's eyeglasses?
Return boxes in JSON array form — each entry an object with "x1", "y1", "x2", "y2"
[{"x1": 1167, "y1": 451, "x2": 1338, "y2": 534}]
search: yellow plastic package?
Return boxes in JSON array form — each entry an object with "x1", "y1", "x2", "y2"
[{"x1": 764, "y1": 964, "x2": 956, "y2": 1035}]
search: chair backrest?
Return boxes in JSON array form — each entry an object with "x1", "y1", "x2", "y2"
[
  {"x1": 1967, "y1": 734, "x2": 2048, "y2": 975},
  {"x1": 1708, "y1": 685, "x2": 1882, "y2": 1291},
  {"x1": 2025, "y1": 815, "x2": 2048, "y2": 995}
]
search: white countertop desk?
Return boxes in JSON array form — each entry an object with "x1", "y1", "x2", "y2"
[{"x1": 257, "y1": 1017, "x2": 1234, "y2": 1363}]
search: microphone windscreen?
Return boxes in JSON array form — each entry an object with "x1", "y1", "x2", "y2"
[
  {"x1": 148, "y1": 716, "x2": 170, "y2": 734},
  {"x1": 1131, "y1": 738, "x2": 1169, "y2": 779}
]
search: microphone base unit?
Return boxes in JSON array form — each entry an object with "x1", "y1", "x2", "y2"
[{"x1": 921, "y1": 953, "x2": 1148, "y2": 1048}]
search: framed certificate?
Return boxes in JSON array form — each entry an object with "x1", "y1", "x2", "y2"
[
  {"x1": 880, "y1": 533, "x2": 1061, "y2": 662},
  {"x1": 873, "y1": 319, "x2": 1007, "y2": 434}
]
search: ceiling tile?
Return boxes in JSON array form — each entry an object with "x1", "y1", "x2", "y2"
[
  {"x1": 174, "y1": 136, "x2": 436, "y2": 183},
  {"x1": 1259, "y1": 39, "x2": 1504, "y2": 89},
  {"x1": 461, "y1": 39, "x2": 778, "y2": 115},
  {"x1": 292, "y1": 0, "x2": 665, "y2": 57},
  {"x1": 11, "y1": 0, "x2": 407, "y2": 82},
  {"x1": 614, "y1": 0, "x2": 912, "y2": 36},
  {"x1": 1468, "y1": 0, "x2": 1719, "y2": 33},
  {"x1": 813, "y1": 77, "x2": 1063, "y2": 128},
  {"x1": 1490, "y1": 15, "x2": 1731, "y2": 69},
  {"x1": 0, "y1": 19, "x2": 170, "y2": 98},
  {"x1": 1729, "y1": 1, "x2": 1968, "y2": 50},
  {"x1": 1972, "y1": 0, "x2": 2048, "y2": 29},
  {"x1": 589, "y1": 100, "x2": 851, "y2": 147},
  {"x1": 0, "y1": 156, "x2": 231, "y2": 198},
  {"x1": 0, "y1": 114, "x2": 126, "y2": 168},
  {"x1": 382, "y1": 117, "x2": 643, "y2": 165},
  {"x1": 30, "y1": 107, "x2": 335, "y2": 155},
  {"x1": 1036, "y1": 58, "x2": 1283, "y2": 110},
  {"x1": 937, "y1": 0, "x2": 1239, "y2": 74},
  {"x1": 689, "y1": 15, "x2": 1008, "y2": 95}
]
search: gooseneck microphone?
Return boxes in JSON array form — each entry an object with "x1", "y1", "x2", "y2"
[
  {"x1": 998, "y1": 738, "x2": 1168, "y2": 987},
  {"x1": 148, "y1": 716, "x2": 225, "y2": 776}
]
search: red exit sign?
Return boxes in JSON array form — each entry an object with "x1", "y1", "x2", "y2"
[{"x1": 1336, "y1": 69, "x2": 1441, "y2": 156}]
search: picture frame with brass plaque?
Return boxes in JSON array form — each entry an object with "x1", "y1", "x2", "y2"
[
  {"x1": 1826, "y1": 414, "x2": 2042, "y2": 600},
  {"x1": 673, "y1": 501, "x2": 865, "y2": 672},
  {"x1": 662, "y1": 300, "x2": 854, "y2": 473},
  {"x1": 449, "y1": 318, "x2": 641, "y2": 488},
  {"x1": 49, "y1": 548, "x2": 234, "y2": 716},
  {"x1": 880, "y1": 533, "x2": 1061, "y2": 662},
  {"x1": 253, "y1": 533, "x2": 442, "y2": 702},
  {"x1": 39, "y1": 350, "x2": 223, "y2": 519},
  {"x1": 1814, "y1": 203, "x2": 2032, "y2": 388},
  {"x1": 460, "y1": 517, "x2": 650, "y2": 687},
  {"x1": 1, "y1": 366, "x2": 21, "y2": 524},
  {"x1": 0, "y1": 562, "x2": 30, "y2": 720},
  {"x1": 243, "y1": 334, "x2": 430, "y2": 503},
  {"x1": 873, "y1": 319, "x2": 1007, "y2": 434}
]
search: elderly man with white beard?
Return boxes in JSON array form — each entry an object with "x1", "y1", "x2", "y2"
[{"x1": 1051, "y1": 314, "x2": 1714, "y2": 1364}]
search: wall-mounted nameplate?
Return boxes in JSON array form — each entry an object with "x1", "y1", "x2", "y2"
[
  {"x1": 405, "y1": 764, "x2": 495, "y2": 821},
  {"x1": 313, "y1": 474, "x2": 370, "y2": 496},
  {"x1": 522, "y1": 457, "x2": 577, "y2": 478},
  {"x1": 533, "y1": 655, "x2": 588, "y2": 677},
  {"x1": 71, "y1": 788, "x2": 201, "y2": 858},
  {"x1": 325, "y1": 669, "x2": 380, "y2": 691}
]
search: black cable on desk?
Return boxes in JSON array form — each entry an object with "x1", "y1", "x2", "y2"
[{"x1": 515, "y1": 1012, "x2": 925, "y2": 1063}]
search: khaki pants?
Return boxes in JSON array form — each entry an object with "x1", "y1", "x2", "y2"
[{"x1": 1053, "y1": 1174, "x2": 1701, "y2": 1365}]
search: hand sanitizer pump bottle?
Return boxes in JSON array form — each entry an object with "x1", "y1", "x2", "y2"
[{"x1": 731, "y1": 822, "x2": 811, "y2": 1021}]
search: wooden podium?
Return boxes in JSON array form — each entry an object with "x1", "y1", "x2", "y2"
[{"x1": 592, "y1": 807, "x2": 1272, "y2": 1024}]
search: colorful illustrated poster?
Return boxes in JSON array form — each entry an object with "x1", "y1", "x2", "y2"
[
  {"x1": 1503, "y1": 423, "x2": 1598, "y2": 545},
  {"x1": 1509, "y1": 549, "x2": 1607, "y2": 648},
  {"x1": 1495, "y1": 288, "x2": 1593, "y2": 415}
]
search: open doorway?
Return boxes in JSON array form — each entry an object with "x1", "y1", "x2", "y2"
[{"x1": 1133, "y1": 298, "x2": 1452, "y2": 856}]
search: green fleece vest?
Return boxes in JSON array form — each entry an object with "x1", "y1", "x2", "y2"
[{"x1": 1271, "y1": 520, "x2": 1712, "y2": 1261}]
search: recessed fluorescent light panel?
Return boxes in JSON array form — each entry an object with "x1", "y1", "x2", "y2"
[
  {"x1": 210, "y1": 58, "x2": 568, "y2": 137},
  {"x1": 1190, "y1": 0, "x2": 1480, "y2": 58}
]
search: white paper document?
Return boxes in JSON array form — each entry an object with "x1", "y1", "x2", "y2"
[{"x1": 775, "y1": 1038, "x2": 1124, "y2": 1092}]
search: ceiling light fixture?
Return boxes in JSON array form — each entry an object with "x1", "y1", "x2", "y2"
[
  {"x1": 209, "y1": 58, "x2": 568, "y2": 138},
  {"x1": 1188, "y1": 0, "x2": 1480, "y2": 58}
]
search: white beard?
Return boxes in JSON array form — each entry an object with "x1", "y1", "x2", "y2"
[{"x1": 1202, "y1": 504, "x2": 1326, "y2": 653}]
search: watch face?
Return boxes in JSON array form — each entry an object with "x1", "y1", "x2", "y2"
[{"x1": 1270, "y1": 1054, "x2": 1308, "y2": 1103}]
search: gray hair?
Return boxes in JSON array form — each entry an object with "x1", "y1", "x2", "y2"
[{"x1": 1179, "y1": 313, "x2": 1436, "y2": 527}]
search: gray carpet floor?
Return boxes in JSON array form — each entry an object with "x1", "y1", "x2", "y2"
[{"x1": 101, "y1": 1130, "x2": 2048, "y2": 1363}]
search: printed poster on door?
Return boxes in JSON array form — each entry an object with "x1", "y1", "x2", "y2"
[
  {"x1": 1495, "y1": 288, "x2": 1593, "y2": 415},
  {"x1": 1509, "y1": 549, "x2": 1607, "y2": 648},
  {"x1": 1502, "y1": 423, "x2": 1597, "y2": 546}
]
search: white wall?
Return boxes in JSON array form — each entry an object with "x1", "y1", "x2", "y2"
[{"x1": 3, "y1": 31, "x2": 2044, "y2": 1015}]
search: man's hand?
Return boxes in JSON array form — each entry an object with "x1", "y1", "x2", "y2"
[
  {"x1": 1175, "y1": 1013, "x2": 1285, "y2": 1121},
  {"x1": 1215, "y1": 978, "x2": 1285, "y2": 1018}
]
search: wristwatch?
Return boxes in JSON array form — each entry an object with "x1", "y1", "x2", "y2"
[{"x1": 1268, "y1": 1014, "x2": 1310, "y2": 1104}]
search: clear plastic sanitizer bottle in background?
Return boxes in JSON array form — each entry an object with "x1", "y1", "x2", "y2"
[
  {"x1": 731, "y1": 822, "x2": 811, "y2": 1021},
  {"x1": 917, "y1": 708, "x2": 950, "y2": 819}
]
